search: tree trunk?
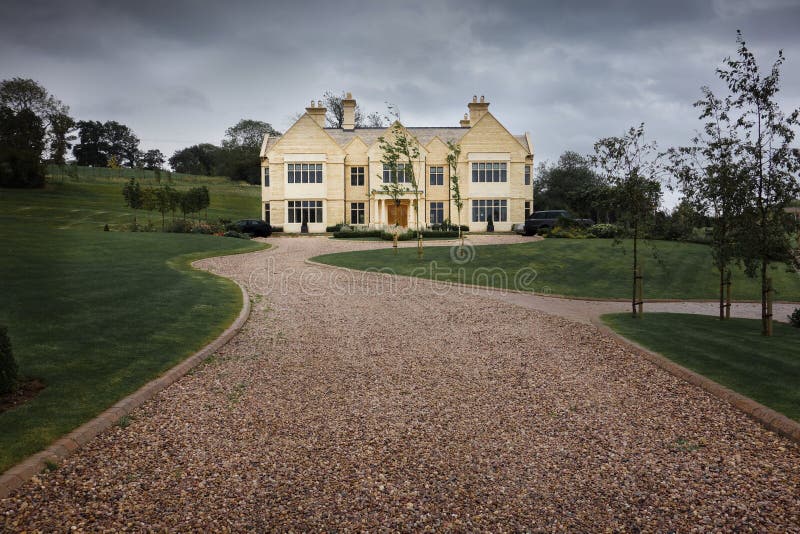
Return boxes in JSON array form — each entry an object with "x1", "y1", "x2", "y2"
[
  {"x1": 632, "y1": 222, "x2": 638, "y2": 318},
  {"x1": 719, "y1": 268, "x2": 725, "y2": 320},
  {"x1": 761, "y1": 260, "x2": 770, "y2": 336}
]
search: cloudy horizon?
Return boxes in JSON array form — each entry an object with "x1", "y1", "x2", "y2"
[{"x1": 2, "y1": 0, "x2": 799, "y2": 204}]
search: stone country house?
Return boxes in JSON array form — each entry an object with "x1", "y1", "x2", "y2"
[{"x1": 259, "y1": 94, "x2": 534, "y2": 232}]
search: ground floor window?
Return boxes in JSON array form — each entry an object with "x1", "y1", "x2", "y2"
[
  {"x1": 287, "y1": 200, "x2": 323, "y2": 223},
  {"x1": 429, "y1": 201, "x2": 444, "y2": 224},
  {"x1": 350, "y1": 202, "x2": 365, "y2": 224},
  {"x1": 525, "y1": 201, "x2": 531, "y2": 218},
  {"x1": 472, "y1": 199, "x2": 507, "y2": 222},
  {"x1": 264, "y1": 202, "x2": 270, "y2": 224}
]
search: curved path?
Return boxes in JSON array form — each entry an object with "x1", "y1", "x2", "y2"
[{"x1": 2, "y1": 236, "x2": 798, "y2": 531}]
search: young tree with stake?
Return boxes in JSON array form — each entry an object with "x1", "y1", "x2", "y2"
[{"x1": 593, "y1": 124, "x2": 663, "y2": 318}]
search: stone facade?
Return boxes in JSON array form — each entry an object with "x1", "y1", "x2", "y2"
[{"x1": 260, "y1": 94, "x2": 534, "y2": 232}]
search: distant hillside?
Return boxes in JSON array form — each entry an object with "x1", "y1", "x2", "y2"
[{"x1": 46, "y1": 164, "x2": 237, "y2": 186}]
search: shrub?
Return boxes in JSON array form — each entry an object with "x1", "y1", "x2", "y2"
[
  {"x1": 537, "y1": 227, "x2": 550, "y2": 237},
  {"x1": 381, "y1": 230, "x2": 416, "y2": 241},
  {"x1": 326, "y1": 223, "x2": 344, "y2": 232},
  {"x1": 0, "y1": 325, "x2": 18, "y2": 394},
  {"x1": 789, "y1": 308, "x2": 800, "y2": 328},
  {"x1": 190, "y1": 221, "x2": 222, "y2": 235},
  {"x1": 333, "y1": 229, "x2": 382, "y2": 239},
  {"x1": 271, "y1": 226, "x2": 283, "y2": 233},
  {"x1": 223, "y1": 230, "x2": 252, "y2": 239},
  {"x1": 547, "y1": 227, "x2": 585, "y2": 239},
  {"x1": 588, "y1": 223, "x2": 622, "y2": 239},
  {"x1": 166, "y1": 219, "x2": 193, "y2": 233},
  {"x1": 420, "y1": 230, "x2": 459, "y2": 238}
]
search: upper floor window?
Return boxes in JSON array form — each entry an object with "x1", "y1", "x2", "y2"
[
  {"x1": 383, "y1": 163, "x2": 410, "y2": 183},
  {"x1": 525, "y1": 165, "x2": 531, "y2": 185},
  {"x1": 350, "y1": 166, "x2": 365, "y2": 186},
  {"x1": 429, "y1": 166, "x2": 444, "y2": 186},
  {"x1": 263, "y1": 166, "x2": 270, "y2": 187},
  {"x1": 472, "y1": 162, "x2": 507, "y2": 182},
  {"x1": 287, "y1": 163, "x2": 323, "y2": 184}
]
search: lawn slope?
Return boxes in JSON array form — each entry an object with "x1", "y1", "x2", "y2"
[{"x1": 0, "y1": 182, "x2": 265, "y2": 472}]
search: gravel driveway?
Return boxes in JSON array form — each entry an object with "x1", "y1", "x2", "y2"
[{"x1": 2, "y1": 236, "x2": 799, "y2": 531}]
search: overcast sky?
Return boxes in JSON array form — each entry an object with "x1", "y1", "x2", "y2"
[{"x1": 2, "y1": 0, "x2": 799, "y2": 205}]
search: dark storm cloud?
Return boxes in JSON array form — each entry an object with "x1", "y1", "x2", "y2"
[{"x1": 1, "y1": 0, "x2": 799, "y2": 206}]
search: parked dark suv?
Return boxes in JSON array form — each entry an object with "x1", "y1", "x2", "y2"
[
  {"x1": 523, "y1": 210, "x2": 593, "y2": 236},
  {"x1": 230, "y1": 219, "x2": 272, "y2": 237}
]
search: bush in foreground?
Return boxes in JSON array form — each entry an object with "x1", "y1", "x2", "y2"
[{"x1": 0, "y1": 325, "x2": 18, "y2": 394}]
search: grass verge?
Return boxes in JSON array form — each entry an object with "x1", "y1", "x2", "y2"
[
  {"x1": 601, "y1": 313, "x2": 800, "y2": 421},
  {"x1": 311, "y1": 239, "x2": 800, "y2": 301}
]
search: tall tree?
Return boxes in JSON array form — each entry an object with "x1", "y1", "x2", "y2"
[
  {"x1": 593, "y1": 124, "x2": 663, "y2": 318},
  {"x1": 49, "y1": 111, "x2": 76, "y2": 165},
  {"x1": 0, "y1": 78, "x2": 62, "y2": 119},
  {"x1": 169, "y1": 144, "x2": 219, "y2": 175},
  {"x1": 222, "y1": 119, "x2": 280, "y2": 150},
  {"x1": 73, "y1": 120, "x2": 140, "y2": 167},
  {"x1": 141, "y1": 149, "x2": 165, "y2": 170},
  {"x1": 104, "y1": 121, "x2": 140, "y2": 167},
  {"x1": 0, "y1": 107, "x2": 46, "y2": 187},
  {"x1": 668, "y1": 86, "x2": 750, "y2": 319},
  {"x1": 534, "y1": 151, "x2": 607, "y2": 219},
  {"x1": 73, "y1": 120, "x2": 108, "y2": 166},
  {"x1": 717, "y1": 31, "x2": 800, "y2": 335}
]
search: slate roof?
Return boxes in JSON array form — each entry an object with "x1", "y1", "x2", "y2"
[{"x1": 263, "y1": 126, "x2": 529, "y2": 153}]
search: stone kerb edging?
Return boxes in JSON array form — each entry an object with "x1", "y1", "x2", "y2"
[
  {"x1": 590, "y1": 318, "x2": 800, "y2": 445},
  {"x1": 0, "y1": 281, "x2": 252, "y2": 499},
  {"x1": 306, "y1": 257, "x2": 800, "y2": 444}
]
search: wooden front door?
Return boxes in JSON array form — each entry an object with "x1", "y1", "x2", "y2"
[{"x1": 387, "y1": 201, "x2": 409, "y2": 226}]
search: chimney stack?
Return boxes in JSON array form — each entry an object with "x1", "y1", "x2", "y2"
[
  {"x1": 459, "y1": 113, "x2": 471, "y2": 128},
  {"x1": 468, "y1": 94, "x2": 489, "y2": 124},
  {"x1": 306, "y1": 99, "x2": 327, "y2": 127},
  {"x1": 342, "y1": 92, "x2": 356, "y2": 131}
]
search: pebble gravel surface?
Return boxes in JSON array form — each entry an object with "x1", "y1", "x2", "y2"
[{"x1": 2, "y1": 236, "x2": 799, "y2": 531}]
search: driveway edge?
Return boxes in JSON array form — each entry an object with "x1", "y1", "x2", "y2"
[
  {"x1": 590, "y1": 318, "x2": 800, "y2": 444},
  {"x1": 0, "y1": 282, "x2": 252, "y2": 499}
]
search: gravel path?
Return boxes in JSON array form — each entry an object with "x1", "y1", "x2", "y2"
[{"x1": 2, "y1": 236, "x2": 799, "y2": 531}]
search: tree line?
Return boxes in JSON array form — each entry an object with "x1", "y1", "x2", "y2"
[{"x1": 122, "y1": 178, "x2": 210, "y2": 230}]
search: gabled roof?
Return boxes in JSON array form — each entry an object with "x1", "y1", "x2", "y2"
[{"x1": 263, "y1": 120, "x2": 530, "y2": 155}]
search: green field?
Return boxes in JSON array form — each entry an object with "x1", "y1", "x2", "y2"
[
  {"x1": 0, "y1": 180, "x2": 265, "y2": 472},
  {"x1": 312, "y1": 239, "x2": 800, "y2": 301},
  {"x1": 602, "y1": 313, "x2": 800, "y2": 421}
]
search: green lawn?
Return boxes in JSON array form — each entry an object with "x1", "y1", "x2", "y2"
[
  {"x1": 312, "y1": 239, "x2": 800, "y2": 301},
  {"x1": 602, "y1": 313, "x2": 800, "y2": 421},
  {"x1": 0, "y1": 183, "x2": 265, "y2": 472}
]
